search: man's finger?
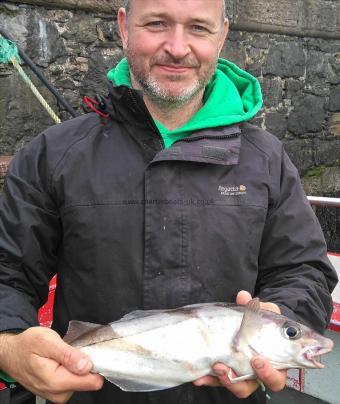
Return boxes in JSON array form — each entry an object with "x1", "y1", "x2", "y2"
[
  {"x1": 251, "y1": 357, "x2": 286, "y2": 392},
  {"x1": 215, "y1": 372, "x2": 258, "y2": 398},
  {"x1": 236, "y1": 290, "x2": 252, "y2": 305},
  {"x1": 193, "y1": 375, "x2": 222, "y2": 387},
  {"x1": 212, "y1": 363, "x2": 259, "y2": 398},
  {"x1": 236, "y1": 291, "x2": 281, "y2": 314},
  {"x1": 56, "y1": 370, "x2": 104, "y2": 392},
  {"x1": 260, "y1": 302, "x2": 281, "y2": 314},
  {"x1": 34, "y1": 331, "x2": 93, "y2": 376},
  {"x1": 222, "y1": 378, "x2": 259, "y2": 399},
  {"x1": 37, "y1": 358, "x2": 104, "y2": 393}
]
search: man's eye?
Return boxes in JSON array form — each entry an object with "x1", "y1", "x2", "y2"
[
  {"x1": 146, "y1": 21, "x2": 165, "y2": 29},
  {"x1": 191, "y1": 25, "x2": 208, "y2": 33}
]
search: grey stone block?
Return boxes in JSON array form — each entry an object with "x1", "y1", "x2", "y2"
[
  {"x1": 62, "y1": 15, "x2": 98, "y2": 44},
  {"x1": 221, "y1": 39, "x2": 247, "y2": 69},
  {"x1": 265, "y1": 111, "x2": 288, "y2": 139},
  {"x1": 288, "y1": 94, "x2": 327, "y2": 135},
  {"x1": 285, "y1": 79, "x2": 304, "y2": 99},
  {"x1": 330, "y1": 87, "x2": 340, "y2": 112},
  {"x1": 300, "y1": 0, "x2": 338, "y2": 34},
  {"x1": 235, "y1": 0, "x2": 299, "y2": 28},
  {"x1": 264, "y1": 42, "x2": 305, "y2": 78},
  {"x1": 306, "y1": 51, "x2": 333, "y2": 85},
  {"x1": 0, "y1": 12, "x2": 28, "y2": 49},
  {"x1": 329, "y1": 112, "x2": 340, "y2": 136},
  {"x1": 26, "y1": 14, "x2": 66, "y2": 67},
  {"x1": 313, "y1": 138, "x2": 340, "y2": 167},
  {"x1": 283, "y1": 139, "x2": 315, "y2": 174},
  {"x1": 329, "y1": 54, "x2": 340, "y2": 85},
  {"x1": 262, "y1": 78, "x2": 283, "y2": 108}
]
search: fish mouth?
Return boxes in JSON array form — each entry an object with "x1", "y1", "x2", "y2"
[{"x1": 303, "y1": 346, "x2": 333, "y2": 368}]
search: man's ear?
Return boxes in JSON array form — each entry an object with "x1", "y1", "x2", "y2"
[
  {"x1": 218, "y1": 18, "x2": 229, "y2": 55},
  {"x1": 117, "y1": 7, "x2": 128, "y2": 50}
]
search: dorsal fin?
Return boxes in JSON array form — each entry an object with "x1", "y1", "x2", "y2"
[
  {"x1": 120, "y1": 309, "x2": 160, "y2": 321},
  {"x1": 63, "y1": 320, "x2": 102, "y2": 345}
]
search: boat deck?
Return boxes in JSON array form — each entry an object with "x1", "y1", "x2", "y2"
[{"x1": 271, "y1": 387, "x2": 329, "y2": 404}]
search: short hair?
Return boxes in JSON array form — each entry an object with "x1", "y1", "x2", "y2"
[{"x1": 124, "y1": 0, "x2": 227, "y2": 21}]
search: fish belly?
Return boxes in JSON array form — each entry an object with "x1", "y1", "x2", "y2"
[{"x1": 81, "y1": 317, "x2": 230, "y2": 391}]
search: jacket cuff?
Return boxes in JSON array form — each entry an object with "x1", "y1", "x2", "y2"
[{"x1": 0, "y1": 319, "x2": 36, "y2": 333}]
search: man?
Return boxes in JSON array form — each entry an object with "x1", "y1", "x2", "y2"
[{"x1": 0, "y1": 0, "x2": 337, "y2": 403}]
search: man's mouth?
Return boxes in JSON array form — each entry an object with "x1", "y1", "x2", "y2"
[{"x1": 156, "y1": 64, "x2": 192, "y2": 73}]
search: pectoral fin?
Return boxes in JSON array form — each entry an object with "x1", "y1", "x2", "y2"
[
  {"x1": 233, "y1": 298, "x2": 262, "y2": 351},
  {"x1": 228, "y1": 370, "x2": 255, "y2": 383},
  {"x1": 228, "y1": 371, "x2": 266, "y2": 392}
]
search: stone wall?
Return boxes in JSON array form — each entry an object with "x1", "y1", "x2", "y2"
[{"x1": 0, "y1": 0, "x2": 339, "y2": 249}]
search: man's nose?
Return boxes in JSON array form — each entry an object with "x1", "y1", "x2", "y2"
[{"x1": 163, "y1": 26, "x2": 190, "y2": 59}]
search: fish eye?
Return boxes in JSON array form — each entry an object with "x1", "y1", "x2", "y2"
[{"x1": 282, "y1": 322, "x2": 302, "y2": 340}]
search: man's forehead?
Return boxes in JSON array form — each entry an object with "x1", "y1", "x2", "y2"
[{"x1": 128, "y1": 0, "x2": 225, "y2": 16}]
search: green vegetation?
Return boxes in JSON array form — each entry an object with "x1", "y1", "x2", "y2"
[
  {"x1": 304, "y1": 165, "x2": 327, "y2": 179},
  {"x1": 304, "y1": 161, "x2": 340, "y2": 180}
]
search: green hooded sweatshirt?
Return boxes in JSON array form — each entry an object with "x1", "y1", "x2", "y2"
[{"x1": 107, "y1": 58, "x2": 262, "y2": 148}]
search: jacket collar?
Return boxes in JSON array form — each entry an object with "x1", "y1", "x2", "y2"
[
  {"x1": 152, "y1": 126, "x2": 241, "y2": 166},
  {"x1": 101, "y1": 84, "x2": 242, "y2": 166}
]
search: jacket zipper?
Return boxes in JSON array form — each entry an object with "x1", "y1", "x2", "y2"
[
  {"x1": 128, "y1": 89, "x2": 240, "y2": 147},
  {"x1": 128, "y1": 89, "x2": 165, "y2": 149},
  {"x1": 174, "y1": 132, "x2": 240, "y2": 144}
]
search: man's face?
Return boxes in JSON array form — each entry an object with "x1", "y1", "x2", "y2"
[{"x1": 118, "y1": 0, "x2": 228, "y2": 106}]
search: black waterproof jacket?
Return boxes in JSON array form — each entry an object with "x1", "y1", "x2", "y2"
[{"x1": 0, "y1": 86, "x2": 337, "y2": 404}]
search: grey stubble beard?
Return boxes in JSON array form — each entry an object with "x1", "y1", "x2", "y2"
[
  {"x1": 127, "y1": 49, "x2": 213, "y2": 111},
  {"x1": 134, "y1": 73, "x2": 204, "y2": 110}
]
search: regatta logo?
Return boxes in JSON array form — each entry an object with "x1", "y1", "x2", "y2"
[{"x1": 218, "y1": 184, "x2": 247, "y2": 196}]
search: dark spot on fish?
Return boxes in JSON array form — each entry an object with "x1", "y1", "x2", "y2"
[
  {"x1": 164, "y1": 306, "x2": 205, "y2": 316},
  {"x1": 214, "y1": 303, "x2": 233, "y2": 308}
]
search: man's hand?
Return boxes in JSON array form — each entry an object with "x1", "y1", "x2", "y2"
[
  {"x1": 193, "y1": 291, "x2": 287, "y2": 398},
  {"x1": 0, "y1": 327, "x2": 104, "y2": 403}
]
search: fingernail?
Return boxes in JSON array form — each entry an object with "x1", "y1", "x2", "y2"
[
  {"x1": 253, "y1": 359, "x2": 264, "y2": 370},
  {"x1": 77, "y1": 358, "x2": 88, "y2": 371}
]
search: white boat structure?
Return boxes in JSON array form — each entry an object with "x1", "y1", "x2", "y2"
[{"x1": 286, "y1": 197, "x2": 340, "y2": 404}]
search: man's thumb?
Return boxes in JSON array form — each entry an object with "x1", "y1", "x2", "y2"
[
  {"x1": 59, "y1": 344, "x2": 93, "y2": 375},
  {"x1": 40, "y1": 331, "x2": 93, "y2": 375}
]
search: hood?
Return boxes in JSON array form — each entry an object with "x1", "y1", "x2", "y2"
[{"x1": 107, "y1": 58, "x2": 262, "y2": 142}]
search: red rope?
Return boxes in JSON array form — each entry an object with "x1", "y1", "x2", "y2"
[{"x1": 83, "y1": 96, "x2": 109, "y2": 118}]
